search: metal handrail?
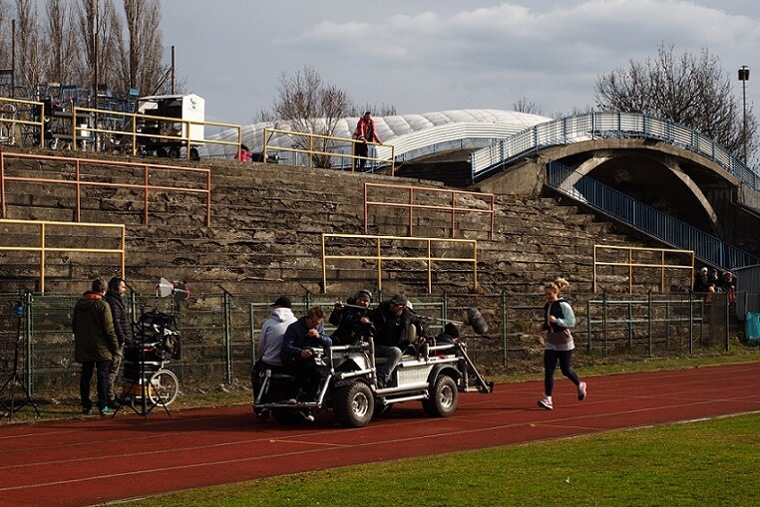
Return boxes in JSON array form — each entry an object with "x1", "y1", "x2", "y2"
[
  {"x1": 363, "y1": 182, "x2": 495, "y2": 239},
  {"x1": 0, "y1": 152, "x2": 212, "y2": 225},
  {"x1": 263, "y1": 127, "x2": 395, "y2": 174},
  {"x1": 471, "y1": 112, "x2": 760, "y2": 196},
  {"x1": 593, "y1": 244, "x2": 694, "y2": 293},
  {"x1": 71, "y1": 106, "x2": 242, "y2": 159},
  {"x1": 547, "y1": 160, "x2": 760, "y2": 270},
  {"x1": 0, "y1": 97, "x2": 45, "y2": 147},
  {"x1": 0, "y1": 219, "x2": 125, "y2": 293},
  {"x1": 321, "y1": 233, "x2": 478, "y2": 293}
]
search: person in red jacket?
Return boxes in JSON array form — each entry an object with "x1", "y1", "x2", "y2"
[{"x1": 352, "y1": 112, "x2": 381, "y2": 171}]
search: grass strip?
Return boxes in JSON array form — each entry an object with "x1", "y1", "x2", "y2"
[{"x1": 121, "y1": 412, "x2": 760, "y2": 507}]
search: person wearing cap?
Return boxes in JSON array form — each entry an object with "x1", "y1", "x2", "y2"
[
  {"x1": 329, "y1": 289, "x2": 374, "y2": 345},
  {"x1": 368, "y1": 293, "x2": 427, "y2": 388},
  {"x1": 720, "y1": 271, "x2": 737, "y2": 303},
  {"x1": 693, "y1": 267, "x2": 709, "y2": 293},
  {"x1": 434, "y1": 323, "x2": 461, "y2": 345},
  {"x1": 257, "y1": 296, "x2": 297, "y2": 371},
  {"x1": 281, "y1": 306, "x2": 332, "y2": 403}
]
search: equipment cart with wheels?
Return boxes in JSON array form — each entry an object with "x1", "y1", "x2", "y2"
[{"x1": 117, "y1": 311, "x2": 181, "y2": 417}]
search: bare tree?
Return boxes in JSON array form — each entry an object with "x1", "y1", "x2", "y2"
[
  {"x1": 595, "y1": 44, "x2": 758, "y2": 163},
  {"x1": 260, "y1": 65, "x2": 354, "y2": 167},
  {"x1": 117, "y1": 0, "x2": 164, "y2": 96},
  {"x1": 513, "y1": 97, "x2": 543, "y2": 116},
  {"x1": 15, "y1": 0, "x2": 44, "y2": 97},
  {"x1": 44, "y1": 0, "x2": 81, "y2": 86},
  {"x1": 0, "y1": 0, "x2": 9, "y2": 70},
  {"x1": 76, "y1": 0, "x2": 122, "y2": 100},
  {"x1": 351, "y1": 103, "x2": 397, "y2": 117}
]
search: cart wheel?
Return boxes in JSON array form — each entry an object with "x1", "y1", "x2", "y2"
[
  {"x1": 422, "y1": 374, "x2": 458, "y2": 418},
  {"x1": 148, "y1": 369, "x2": 179, "y2": 406},
  {"x1": 190, "y1": 147, "x2": 200, "y2": 160},
  {"x1": 334, "y1": 380, "x2": 374, "y2": 427},
  {"x1": 168, "y1": 146, "x2": 180, "y2": 159}
]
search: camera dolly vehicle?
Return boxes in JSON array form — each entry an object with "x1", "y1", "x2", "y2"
[{"x1": 252, "y1": 335, "x2": 494, "y2": 428}]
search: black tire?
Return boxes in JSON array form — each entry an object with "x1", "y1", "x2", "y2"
[
  {"x1": 333, "y1": 381, "x2": 374, "y2": 428},
  {"x1": 167, "y1": 146, "x2": 180, "y2": 159},
  {"x1": 423, "y1": 374, "x2": 458, "y2": 418},
  {"x1": 272, "y1": 408, "x2": 305, "y2": 424},
  {"x1": 190, "y1": 147, "x2": 200, "y2": 160}
]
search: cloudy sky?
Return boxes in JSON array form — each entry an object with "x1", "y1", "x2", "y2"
[{"x1": 160, "y1": 0, "x2": 760, "y2": 125}]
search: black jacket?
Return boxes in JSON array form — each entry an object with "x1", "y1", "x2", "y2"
[
  {"x1": 368, "y1": 301, "x2": 427, "y2": 348},
  {"x1": 104, "y1": 290, "x2": 133, "y2": 347}
]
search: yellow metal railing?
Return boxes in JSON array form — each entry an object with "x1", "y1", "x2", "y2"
[
  {"x1": 263, "y1": 128, "x2": 395, "y2": 174},
  {"x1": 321, "y1": 233, "x2": 477, "y2": 293},
  {"x1": 71, "y1": 106, "x2": 242, "y2": 159},
  {"x1": 0, "y1": 97, "x2": 45, "y2": 147},
  {"x1": 593, "y1": 244, "x2": 695, "y2": 293},
  {"x1": 0, "y1": 219, "x2": 126, "y2": 293}
]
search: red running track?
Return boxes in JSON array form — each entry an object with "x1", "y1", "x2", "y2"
[{"x1": 1, "y1": 362, "x2": 759, "y2": 507}]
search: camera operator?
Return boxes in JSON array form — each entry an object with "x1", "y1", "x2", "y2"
[{"x1": 329, "y1": 289, "x2": 374, "y2": 345}]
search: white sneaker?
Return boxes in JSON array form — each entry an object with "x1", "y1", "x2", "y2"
[
  {"x1": 538, "y1": 397, "x2": 553, "y2": 410},
  {"x1": 577, "y1": 382, "x2": 587, "y2": 401}
]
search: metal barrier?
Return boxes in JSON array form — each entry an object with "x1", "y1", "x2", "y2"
[
  {"x1": 0, "y1": 97, "x2": 45, "y2": 147},
  {"x1": 363, "y1": 182, "x2": 495, "y2": 240},
  {"x1": 0, "y1": 290, "x2": 742, "y2": 399},
  {"x1": 547, "y1": 160, "x2": 760, "y2": 270},
  {"x1": 0, "y1": 152, "x2": 212, "y2": 226},
  {"x1": 585, "y1": 292, "x2": 728, "y2": 356},
  {"x1": 321, "y1": 233, "x2": 478, "y2": 293},
  {"x1": 263, "y1": 127, "x2": 395, "y2": 174},
  {"x1": 593, "y1": 244, "x2": 694, "y2": 293},
  {"x1": 0, "y1": 219, "x2": 125, "y2": 293},
  {"x1": 71, "y1": 106, "x2": 242, "y2": 160},
  {"x1": 471, "y1": 112, "x2": 760, "y2": 204}
]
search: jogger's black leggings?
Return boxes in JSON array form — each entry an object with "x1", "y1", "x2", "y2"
[{"x1": 544, "y1": 349, "x2": 580, "y2": 396}]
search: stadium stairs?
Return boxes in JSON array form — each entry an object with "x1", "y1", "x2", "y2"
[{"x1": 0, "y1": 147, "x2": 662, "y2": 297}]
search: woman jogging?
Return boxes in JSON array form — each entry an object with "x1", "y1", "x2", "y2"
[{"x1": 538, "y1": 277, "x2": 586, "y2": 410}]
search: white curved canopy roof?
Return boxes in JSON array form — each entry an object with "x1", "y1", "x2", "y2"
[{"x1": 202, "y1": 109, "x2": 550, "y2": 161}]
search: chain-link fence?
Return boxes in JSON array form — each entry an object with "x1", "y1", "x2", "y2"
[{"x1": 0, "y1": 289, "x2": 747, "y2": 400}]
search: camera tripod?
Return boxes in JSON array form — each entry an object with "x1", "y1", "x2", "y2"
[{"x1": 0, "y1": 300, "x2": 40, "y2": 422}]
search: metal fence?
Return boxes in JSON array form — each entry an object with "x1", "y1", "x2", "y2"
[{"x1": 0, "y1": 290, "x2": 745, "y2": 400}]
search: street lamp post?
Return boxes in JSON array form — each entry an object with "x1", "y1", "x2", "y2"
[{"x1": 738, "y1": 65, "x2": 750, "y2": 165}]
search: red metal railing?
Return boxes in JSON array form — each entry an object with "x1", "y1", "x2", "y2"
[
  {"x1": 0, "y1": 152, "x2": 211, "y2": 226},
  {"x1": 363, "y1": 182, "x2": 495, "y2": 240}
]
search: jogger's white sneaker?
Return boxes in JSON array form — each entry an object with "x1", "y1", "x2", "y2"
[
  {"x1": 537, "y1": 397, "x2": 553, "y2": 410},
  {"x1": 577, "y1": 381, "x2": 587, "y2": 401}
]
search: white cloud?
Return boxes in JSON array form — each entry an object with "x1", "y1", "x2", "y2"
[{"x1": 157, "y1": 0, "x2": 760, "y2": 124}]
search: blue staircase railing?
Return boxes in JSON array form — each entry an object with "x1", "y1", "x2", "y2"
[{"x1": 546, "y1": 160, "x2": 760, "y2": 270}]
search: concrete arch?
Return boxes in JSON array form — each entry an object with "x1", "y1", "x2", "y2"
[{"x1": 567, "y1": 150, "x2": 720, "y2": 231}]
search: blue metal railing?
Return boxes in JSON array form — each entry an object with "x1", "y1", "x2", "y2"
[
  {"x1": 546, "y1": 160, "x2": 760, "y2": 270},
  {"x1": 472, "y1": 112, "x2": 760, "y2": 197}
]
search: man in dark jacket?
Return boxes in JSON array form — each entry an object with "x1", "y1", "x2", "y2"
[
  {"x1": 281, "y1": 306, "x2": 332, "y2": 404},
  {"x1": 104, "y1": 277, "x2": 133, "y2": 407},
  {"x1": 72, "y1": 279, "x2": 119, "y2": 415},
  {"x1": 368, "y1": 294, "x2": 427, "y2": 387}
]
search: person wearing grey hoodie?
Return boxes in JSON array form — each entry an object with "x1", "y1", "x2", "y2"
[{"x1": 258, "y1": 296, "x2": 297, "y2": 371}]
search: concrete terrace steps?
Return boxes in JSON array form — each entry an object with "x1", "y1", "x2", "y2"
[{"x1": 0, "y1": 148, "x2": 657, "y2": 295}]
